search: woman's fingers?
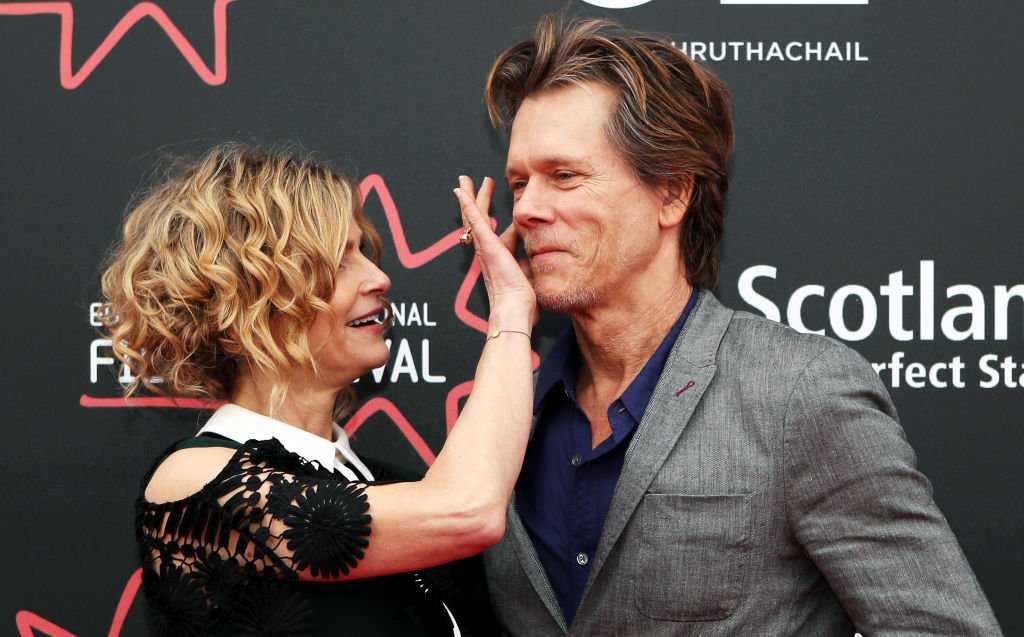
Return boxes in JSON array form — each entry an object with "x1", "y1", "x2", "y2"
[
  {"x1": 453, "y1": 178, "x2": 518, "y2": 272},
  {"x1": 475, "y1": 176, "x2": 494, "y2": 220},
  {"x1": 457, "y1": 176, "x2": 485, "y2": 233},
  {"x1": 497, "y1": 222, "x2": 539, "y2": 326},
  {"x1": 455, "y1": 176, "x2": 500, "y2": 246},
  {"x1": 499, "y1": 222, "x2": 531, "y2": 282},
  {"x1": 453, "y1": 185, "x2": 485, "y2": 237},
  {"x1": 454, "y1": 176, "x2": 537, "y2": 323},
  {"x1": 498, "y1": 221, "x2": 520, "y2": 256}
]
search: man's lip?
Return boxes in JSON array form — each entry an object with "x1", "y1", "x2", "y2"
[{"x1": 527, "y1": 246, "x2": 564, "y2": 258}]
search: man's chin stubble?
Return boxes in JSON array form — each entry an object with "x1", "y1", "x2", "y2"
[{"x1": 534, "y1": 282, "x2": 598, "y2": 314}]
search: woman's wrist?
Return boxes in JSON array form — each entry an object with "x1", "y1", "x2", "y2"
[
  {"x1": 485, "y1": 328, "x2": 531, "y2": 342},
  {"x1": 486, "y1": 309, "x2": 533, "y2": 337}
]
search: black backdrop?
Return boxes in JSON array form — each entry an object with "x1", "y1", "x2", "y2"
[{"x1": 1, "y1": 1, "x2": 1020, "y2": 635}]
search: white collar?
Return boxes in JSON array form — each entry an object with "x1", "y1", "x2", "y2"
[{"x1": 198, "y1": 403, "x2": 374, "y2": 481}]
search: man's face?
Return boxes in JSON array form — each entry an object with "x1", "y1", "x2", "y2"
[{"x1": 506, "y1": 82, "x2": 672, "y2": 315}]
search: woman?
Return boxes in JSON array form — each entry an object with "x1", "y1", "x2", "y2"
[{"x1": 100, "y1": 144, "x2": 535, "y2": 636}]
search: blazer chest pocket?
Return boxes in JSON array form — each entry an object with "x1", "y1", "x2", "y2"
[{"x1": 633, "y1": 493, "x2": 753, "y2": 621}]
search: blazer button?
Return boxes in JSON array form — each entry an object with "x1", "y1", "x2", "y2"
[
  {"x1": 571, "y1": 453, "x2": 582, "y2": 467},
  {"x1": 576, "y1": 552, "x2": 589, "y2": 566}
]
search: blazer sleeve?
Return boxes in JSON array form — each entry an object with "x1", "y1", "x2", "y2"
[{"x1": 782, "y1": 342, "x2": 1002, "y2": 636}]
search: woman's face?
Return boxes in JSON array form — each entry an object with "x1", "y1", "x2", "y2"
[{"x1": 306, "y1": 215, "x2": 392, "y2": 387}]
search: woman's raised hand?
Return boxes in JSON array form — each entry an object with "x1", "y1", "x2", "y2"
[{"x1": 453, "y1": 176, "x2": 537, "y2": 330}]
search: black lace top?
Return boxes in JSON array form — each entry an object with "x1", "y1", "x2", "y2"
[{"x1": 136, "y1": 435, "x2": 497, "y2": 637}]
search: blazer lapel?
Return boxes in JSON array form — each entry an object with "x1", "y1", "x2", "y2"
[
  {"x1": 581, "y1": 291, "x2": 734, "y2": 597},
  {"x1": 506, "y1": 497, "x2": 571, "y2": 633}
]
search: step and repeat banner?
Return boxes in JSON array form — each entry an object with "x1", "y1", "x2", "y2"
[{"x1": 1, "y1": 1, "x2": 1019, "y2": 634}]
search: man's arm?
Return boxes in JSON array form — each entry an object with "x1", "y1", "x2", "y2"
[{"x1": 783, "y1": 342, "x2": 1001, "y2": 636}]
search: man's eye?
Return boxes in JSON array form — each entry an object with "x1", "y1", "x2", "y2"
[
  {"x1": 555, "y1": 172, "x2": 575, "y2": 181},
  {"x1": 509, "y1": 180, "x2": 526, "y2": 191}
]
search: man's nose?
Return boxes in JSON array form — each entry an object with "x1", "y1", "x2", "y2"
[{"x1": 512, "y1": 180, "x2": 554, "y2": 228}]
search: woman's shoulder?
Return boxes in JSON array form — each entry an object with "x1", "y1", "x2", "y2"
[
  {"x1": 173, "y1": 432, "x2": 243, "y2": 451},
  {"x1": 142, "y1": 440, "x2": 240, "y2": 505},
  {"x1": 139, "y1": 436, "x2": 338, "y2": 507}
]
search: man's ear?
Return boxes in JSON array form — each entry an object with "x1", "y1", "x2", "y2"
[{"x1": 658, "y1": 174, "x2": 694, "y2": 229}]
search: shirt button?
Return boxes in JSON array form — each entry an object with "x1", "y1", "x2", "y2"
[
  {"x1": 576, "y1": 552, "x2": 589, "y2": 566},
  {"x1": 571, "y1": 453, "x2": 582, "y2": 467}
]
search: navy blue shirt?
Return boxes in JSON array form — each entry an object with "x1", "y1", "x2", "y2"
[{"x1": 516, "y1": 289, "x2": 699, "y2": 624}]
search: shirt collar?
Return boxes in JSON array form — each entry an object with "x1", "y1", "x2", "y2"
[
  {"x1": 534, "y1": 325, "x2": 582, "y2": 410},
  {"x1": 618, "y1": 288, "x2": 699, "y2": 422},
  {"x1": 198, "y1": 403, "x2": 359, "y2": 475}
]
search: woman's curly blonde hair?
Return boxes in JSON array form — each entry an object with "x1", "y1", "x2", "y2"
[{"x1": 99, "y1": 143, "x2": 383, "y2": 418}]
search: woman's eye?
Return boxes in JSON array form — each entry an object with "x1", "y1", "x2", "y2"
[{"x1": 338, "y1": 242, "x2": 362, "y2": 268}]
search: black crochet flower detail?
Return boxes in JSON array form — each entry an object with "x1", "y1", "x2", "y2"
[
  {"x1": 143, "y1": 566, "x2": 213, "y2": 637},
  {"x1": 194, "y1": 550, "x2": 247, "y2": 610},
  {"x1": 230, "y1": 580, "x2": 316, "y2": 637},
  {"x1": 265, "y1": 476, "x2": 305, "y2": 516},
  {"x1": 281, "y1": 481, "x2": 371, "y2": 577},
  {"x1": 138, "y1": 439, "x2": 382, "y2": 635},
  {"x1": 245, "y1": 439, "x2": 333, "y2": 478}
]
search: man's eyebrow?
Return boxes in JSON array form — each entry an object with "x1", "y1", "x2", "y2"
[{"x1": 505, "y1": 155, "x2": 595, "y2": 178}]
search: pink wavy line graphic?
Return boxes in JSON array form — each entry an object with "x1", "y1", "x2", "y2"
[
  {"x1": 0, "y1": 0, "x2": 236, "y2": 89},
  {"x1": 359, "y1": 173, "x2": 466, "y2": 269},
  {"x1": 79, "y1": 395, "x2": 225, "y2": 409},
  {"x1": 15, "y1": 568, "x2": 142, "y2": 637},
  {"x1": 342, "y1": 397, "x2": 437, "y2": 464}
]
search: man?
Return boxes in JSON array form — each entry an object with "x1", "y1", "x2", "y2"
[{"x1": 480, "y1": 14, "x2": 1001, "y2": 636}]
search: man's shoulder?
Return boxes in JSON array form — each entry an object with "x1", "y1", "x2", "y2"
[
  {"x1": 710, "y1": 302, "x2": 871, "y2": 377},
  {"x1": 727, "y1": 308, "x2": 838, "y2": 350},
  {"x1": 686, "y1": 299, "x2": 891, "y2": 416}
]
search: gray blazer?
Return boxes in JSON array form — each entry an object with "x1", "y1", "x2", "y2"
[{"x1": 484, "y1": 292, "x2": 1001, "y2": 636}]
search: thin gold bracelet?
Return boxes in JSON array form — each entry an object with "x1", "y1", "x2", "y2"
[{"x1": 486, "y1": 329, "x2": 531, "y2": 341}]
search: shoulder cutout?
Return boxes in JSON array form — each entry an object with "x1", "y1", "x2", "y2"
[{"x1": 144, "y1": 446, "x2": 238, "y2": 504}]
